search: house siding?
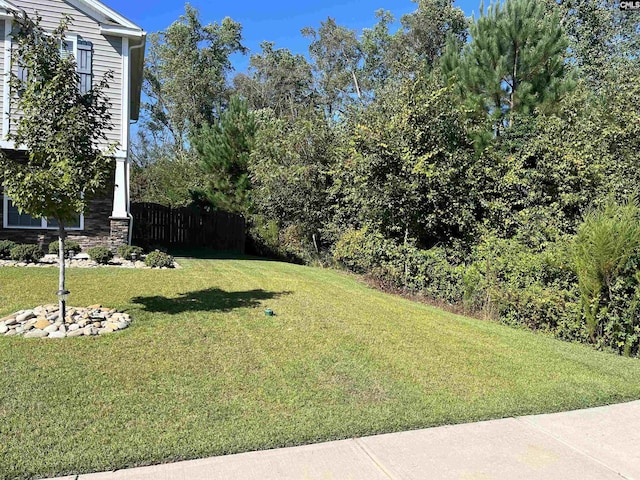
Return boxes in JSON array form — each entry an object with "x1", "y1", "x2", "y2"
[{"x1": 1, "y1": 0, "x2": 124, "y2": 148}]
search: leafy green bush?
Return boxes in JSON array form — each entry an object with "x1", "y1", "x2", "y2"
[
  {"x1": 48, "y1": 240, "x2": 81, "y2": 255},
  {"x1": 9, "y1": 244, "x2": 44, "y2": 263},
  {"x1": 117, "y1": 244, "x2": 144, "y2": 261},
  {"x1": 0, "y1": 240, "x2": 17, "y2": 259},
  {"x1": 334, "y1": 229, "x2": 466, "y2": 303},
  {"x1": 144, "y1": 250, "x2": 174, "y2": 268},
  {"x1": 87, "y1": 246, "x2": 113, "y2": 264},
  {"x1": 333, "y1": 228, "x2": 401, "y2": 274},
  {"x1": 334, "y1": 228, "x2": 588, "y2": 347}
]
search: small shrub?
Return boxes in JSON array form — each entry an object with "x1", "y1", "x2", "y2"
[
  {"x1": 117, "y1": 244, "x2": 144, "y2": 261},
  {"x1": 48, "y1": 240, "x2": 81, "y2": 255},
  {"x1": 87, "y1": 246, "x2": 113, "y2": 264},
  {"x1": 144, "y1": 250, "x2": 174, "y2": 268},
  {"x1": 333, "y1": 228, "x2": 399, "y2": 274},
  {"x1": 0, "y1": 240, "x2": 17, "y2": 259},
  {"x1": 10, "y1": 244, "x2": 44, "y2": 263}
]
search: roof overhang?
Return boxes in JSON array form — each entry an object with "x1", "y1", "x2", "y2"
[
  {"x1": 65, "y1": 0, "x2": 142, "y2": 31},
  {"x1": 128, "y1": 34, "x2": 145, "y2": 121}
]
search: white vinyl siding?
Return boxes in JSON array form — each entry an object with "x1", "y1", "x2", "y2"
[{"x1": 1, "y1": 0, "x2": 123, "y2": 148}]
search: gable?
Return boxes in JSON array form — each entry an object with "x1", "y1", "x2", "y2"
[
  {"x1": 0, "y1": 0, "x2": 145, "y2": 123},
  {"x1": 0, "y1": 0, "x2": 141, "y2": 31}
]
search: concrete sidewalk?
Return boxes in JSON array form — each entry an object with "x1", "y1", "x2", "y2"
[{"x1": 50, "y1": 400, "x2": 640, "y2": 480}]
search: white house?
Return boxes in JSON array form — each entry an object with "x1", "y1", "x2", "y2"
[{"x1": 0, "y1": 0, "x2": 145, "y2": 250}]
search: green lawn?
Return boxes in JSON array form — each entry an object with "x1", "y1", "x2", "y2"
[{"x1": 2, "y1": 255, "x2": 640, "y2": 479}]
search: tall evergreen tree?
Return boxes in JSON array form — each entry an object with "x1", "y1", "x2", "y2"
[
  {"x1": 443, "y1": 0, "x2": 572, "y2": 131},
  {"x1": 192, "y1": 96, "x2": 256, "y2": 215}
]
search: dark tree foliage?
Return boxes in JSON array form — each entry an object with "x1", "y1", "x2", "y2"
[{"x1": 192, "y1": 96, "x2": 256, "y2": 215}]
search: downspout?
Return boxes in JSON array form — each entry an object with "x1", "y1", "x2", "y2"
[{"x1": 127, "y1": 38, "x2": 145, "y2": 246}]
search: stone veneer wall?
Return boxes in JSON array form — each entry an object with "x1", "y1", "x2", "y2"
[
  {"x1": 108, "y1": 218, "x2": 130, "y2": 250},
  {"x1": 0, "y1": 180, "x2": 130, "y2": 252}
]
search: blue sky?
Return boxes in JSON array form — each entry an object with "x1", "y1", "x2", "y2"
[{"x1": 105, "y1": 0, "x2": 479, "y2": 72}]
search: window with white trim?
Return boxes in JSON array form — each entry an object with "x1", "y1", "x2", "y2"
[{"x1": 3, "y1": 194, "x2": 83, "y2": 230}]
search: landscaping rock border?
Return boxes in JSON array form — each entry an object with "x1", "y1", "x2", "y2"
[
  {"x1": 0, "y1": 253, "x2": 180, "y2": 269},
  {"x1": 0, "y1": 304, "x2": 132, "y2": 338}
]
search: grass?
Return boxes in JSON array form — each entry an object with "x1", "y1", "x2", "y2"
[{"x1": 1, "y1": 255, "x2": 640, "y2": 479}]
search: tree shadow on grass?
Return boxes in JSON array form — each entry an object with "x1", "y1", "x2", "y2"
[{"x1": 131, "y1": 288, "x2": 291, "y2": 315}]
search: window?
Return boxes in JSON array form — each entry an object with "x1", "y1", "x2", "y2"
[
  {"x1": 61, "y1": 36, "x2": 93, "y2": 94},
  {"x1": 3, "y1": 195, "x2": 83, "y2": 230},
  {"x1": 11, "y1": 35, "x2": 93, "y2": 94},
  {"x1": 77, "y1": 39, "x2": 93, "y2": 94}
]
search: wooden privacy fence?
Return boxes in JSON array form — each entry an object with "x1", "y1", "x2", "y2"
[{"x1": 131, "y1": 203, "x2": 245, "y2": 252}]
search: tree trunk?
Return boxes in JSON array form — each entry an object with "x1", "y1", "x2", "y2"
[
  {"x1": 351, "y1": 69, "x2": 362, "y2": 100},
  {"x1": 509, "y1": 47, "x2": 518, "y2": 128},
  {"x1": 57, "y1": 221, "x2": 67, "y2": 322},
  {"x1": 403, "y1": 226, "x2": 409, "y2": 284}
]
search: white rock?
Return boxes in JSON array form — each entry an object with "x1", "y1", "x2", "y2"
[
  {"x1": 16, "y1": 311, "x2": 35, "y2": 322},
  {"x1": 67, "y1": 329, "x2": 84, "y2": 337},
  {"x1": 83, "y1": 326, "x2": 97, "y2": 336},
  {"x1": 0, "y1": 324, "x2": 8, "y2": 334},
  {"x1": 117, "y1": 322, "x2": 128, "y2": 330},
  {"x1": 48, "y1": 331, "x2": 66, "y2": 339},
  {"x1": 68, "y1": 324, "x2": 80, "y2": 332},
  {"x1": 4, "y1": 317, "x2": 17, "y2": 326},
  {"x1": 25, "y1": 329, "x2": 47, "y2": 338},
  {"x1": 43, "y1": 324, "x2": 58, "y2": 334}
]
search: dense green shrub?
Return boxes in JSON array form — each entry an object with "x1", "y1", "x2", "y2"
[
  {"x1": 144, "y1": 250, "x2": 174, "y2": 268},
  {"x1": 117, "y1": 244, "x2": 144, "y2": 261},
  {"x1": 48, "y1": 240, "x2": 81, "y2": 255},
  {"x1": 333, "y1": 228, "x2": 401, "y2": 274},
  {"x1": 334, "y1": 229, "x2": 466, "y2": 304},
  {"x1": 9, "y1": 244, "x2": 44, "y2": 263},
  {"x1": 87, "y1": 246, "x2": 113, "y2": 264},
  {"x1": 467, "y1": 235, "x2": 580, "y2": 327},
  {"x1": 334, "y1": 228, "x2": 588, "y2": 348},
  {"x1": 0, "y1": 240, "x2": 17, "y2": 259}
]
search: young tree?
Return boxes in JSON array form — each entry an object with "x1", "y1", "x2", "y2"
[
  {"x1": 0, "y1": 12, "x2": 115, "y2": 320},
  {"x1": 192, "y1": 96, "x2": 256, "y2": 215}
]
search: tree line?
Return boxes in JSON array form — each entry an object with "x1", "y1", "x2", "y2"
[{"x1": 133, "y1": 0, "x2": 640, "y2": 356}]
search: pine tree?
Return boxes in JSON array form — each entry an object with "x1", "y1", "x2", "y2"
[
  {"x1": 192, "y1": 96, "x2": 256, "y2": 215},
  {"x1": 443, "y1": 0, "x2": 572, "y2": 132}
]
